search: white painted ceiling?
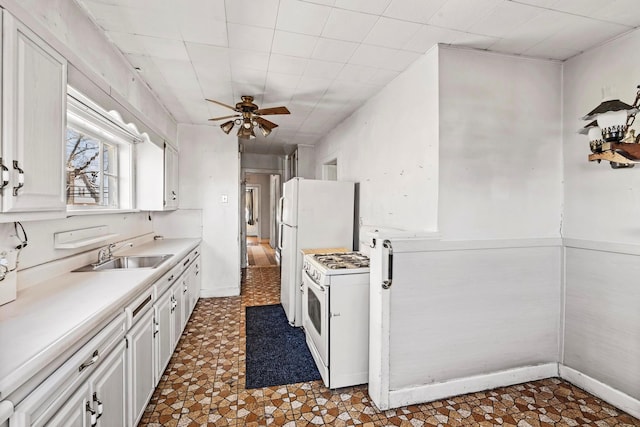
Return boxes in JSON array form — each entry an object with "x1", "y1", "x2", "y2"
[{"x1": 77, "y1": 0, "x2": 640, "y2": 154}]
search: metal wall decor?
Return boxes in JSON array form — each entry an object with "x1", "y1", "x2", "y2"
[{"x1": 581, "y1": 86, "x2": 640, "y2": 168}]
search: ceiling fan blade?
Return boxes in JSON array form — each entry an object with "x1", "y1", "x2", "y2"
[
  {"x1": 255, "y1": 116, "x2": 279, "y2": 130},
  {"x1": 208, "y1": 114, "x2": 240, "y2": 121},
  {"x1": 254, "y1": 106, "x2": 290, "y2": 115},
  {"x1": 205, "y1": 98, "x2": 238, "y2": 111}
]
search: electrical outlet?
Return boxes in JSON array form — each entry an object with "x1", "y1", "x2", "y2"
[{"x1": 221, "y1": 194, "x2": 228, "y2": 204}]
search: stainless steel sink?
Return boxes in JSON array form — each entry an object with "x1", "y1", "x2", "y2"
[{"x1": 73, "y1": 254, "x2": 173, "y2": 272}]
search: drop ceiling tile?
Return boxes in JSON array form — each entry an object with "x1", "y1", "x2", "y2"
[
  {"x1": 364, "y1": 17, "x2": 422, "y2": 49},
  {"x1": 349, "y1": 44, "x2": 421, "y2": 71},
  {"x1": 311, "y1": 38, "x2": 359, "y2": 63},
  {"x1": 276, "y1": 0, "x2": 332, "y2": 36},
  {"x1": 467, "y1": 1, "x2": 542, "y2": 38},
  {"x1": 266, "y1": 72, "x2": 301, "y2": 90},
  {"x1": 186, "y1": 42, "x2": 230, "y2": 69},
  {"x1": 335, "y1": 64, "x2": 378, "y2": 82},
  {"x1": 272, "y1": 31, "x2": 318, "y2": 58},
  {"x1": 333, "y1": 0, "x2": 392, "y2": 15},
  {"x1": 138, "y1": 35, "x2": 190, "y2": 61},
  {"x1": 268, "y1": 54, "x2": 309, "y2": 76},
  {"x1": 485, "y1": 9, "x2": 578, "y2": 54},
  {"x1": 449, "y1": 31, "x2": 499, "y2": 50},
  {"x1": 107, "y1": 31, "x2": 147, "y2": 55},
  {"x1": 536, "y1": 15, "x2": 629, "y2": 53},
  {"x1": 228, "y1": 23, "x2": 274, "y2": 52},
  {"x1": 225, "y1": 0, "x2": 279, "y2": 28},
  {"x1": 296, "y1": 75, "x2": 333, "y2": 95},
  {"x1": 403, "y1": 25, "x2": 457, "y2": 53},
  {"x1": 322, "y1": 8, "x2": 379, "y2": 43},
  {"x1": 305, "y1": 0, "x2": 336, "y2": 6},
  {"x1": 229, "y1": 49, "x2": 270, "y2": 71},
  {"x1": 383, "y1": 0, "x2": 448, "y2": 23},
  {"x1": 232, "y1": 67, "x2": 268, "y2": 87},
  {"x1": 595, "y1": 0, "x2": 640, "y2": 26},
  {"x1": 303, "y1": 59, "x2": 344, "y2": 79},
  {"x1": 427, "y1": 0, "x2": 502, "y2": 32},
  {"x1": 368, "y1": 68, "x2": 401, "y2": 86},
  {"x1": 523, "y1": 43, "x2": 581, "y2": 60},
  {"x1": 176, "y1": 0, "x2": 227, "y2": 45}
]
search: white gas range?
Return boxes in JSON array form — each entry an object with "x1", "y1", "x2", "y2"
[{"x1": 301, "y1": 251, "x2": 370, "y2": 389}]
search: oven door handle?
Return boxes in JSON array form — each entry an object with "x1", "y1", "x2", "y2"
[{"x1": 303, "y1": 269, "x2": 326, "y2": 293}]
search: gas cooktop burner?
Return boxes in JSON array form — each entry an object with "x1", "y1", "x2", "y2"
[{"x1": 313, "y1": 252, "x2": 370, "y2": 269}]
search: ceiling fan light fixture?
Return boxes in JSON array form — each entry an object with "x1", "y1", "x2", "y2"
[
  {"x1": 220, "y1": 120, "x2": 235, "y2": 134},
  {"x1": 258, "y1": 123, "x2": 271, "y2": 137}
]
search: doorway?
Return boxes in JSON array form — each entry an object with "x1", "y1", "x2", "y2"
[
  {"x1": 322, "y1": 158, "x2": 337, "y2": 181},
  {"x1": 243, "y1": 173, "x2": 280, "y2": 267}
]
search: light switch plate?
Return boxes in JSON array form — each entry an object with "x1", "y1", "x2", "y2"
[{"x1": 221, "y1": 194, "x2": 228, "y2": 203}]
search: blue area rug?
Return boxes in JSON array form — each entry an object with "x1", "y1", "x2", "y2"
[{"x1": 245, "y1": 304, "x2": 321, "y2": 389}]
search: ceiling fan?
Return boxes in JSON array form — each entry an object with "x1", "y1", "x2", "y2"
[{"x1": 206, "y1": 96, "x2": 290, "y2": 139}]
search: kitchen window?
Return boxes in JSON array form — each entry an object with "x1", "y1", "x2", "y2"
[{"x1": 65, "y1": 87, "x2": 138, "y2": 212}]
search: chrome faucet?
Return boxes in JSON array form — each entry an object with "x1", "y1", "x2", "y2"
[{"x1": 96, "y1": 242, "x2": 133, "y2": 265}]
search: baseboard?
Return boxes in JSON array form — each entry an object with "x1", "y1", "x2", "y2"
[
  {"x1": 200, "y1": 286, "x2": 240, "y2": 297},
  {"x1": 386, "y1": 363, "x2": 559, "y2": 409},
  {"x1": 559, "y1": 365, "x2": 640, "y2": 419}
]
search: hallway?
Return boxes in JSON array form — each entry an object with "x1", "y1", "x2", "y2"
[
  {"x1": 140, "y1": 267, "x2": 640, "y2": 426},
  {"x1": 247, "y1": 237, "x2": 278, "y2": 267}
]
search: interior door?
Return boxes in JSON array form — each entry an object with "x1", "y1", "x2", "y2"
[{"x1": 246, "y1": 186, "x2": 259, "y2": 237}]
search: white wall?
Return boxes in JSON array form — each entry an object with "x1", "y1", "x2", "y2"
[
  {"x1": 563, "y1": 30, "x2": 640, "y2": 243},
  {"x1": 314, "y1": 46, "x2": 439, "y2": 232},
  {"x1": 561, "y1": 28, "x2": 640, "y2": 403},
  {"x1": 0, "y1": 213, "x2": 152, "y2": 273},
  {"x1": 242, "y1": 153, "x2": 283, "y2": 172},
  {"x1": 438, "y1": 47, "x2": 563, "y2": 240},
  {"x1": 178, "y1": 124, "x2": 240, "y2": 297}
]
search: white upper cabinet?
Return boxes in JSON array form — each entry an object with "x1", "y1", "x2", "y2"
[
  {"x1": 1, "y1": 10, "x2": 67, "y2": 213},
  {"x1": 136, "y1": 141, "x2": 179, "y2": 211},
  {"x1": 164, "y1": 143, "x2": 179, "y2": 210}
]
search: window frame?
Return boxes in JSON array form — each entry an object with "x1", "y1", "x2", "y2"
[{"x1": 65, "y1": 87, "x2": 139, "y2": 214}]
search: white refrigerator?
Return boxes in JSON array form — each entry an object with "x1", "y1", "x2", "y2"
[{"x1": 278, "y1": 178, "x2": 355, "y2": 326}]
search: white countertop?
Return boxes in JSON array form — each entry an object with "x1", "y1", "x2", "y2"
[{"x1": 0, "y1": 238, "x2": 200, "y2": 401}]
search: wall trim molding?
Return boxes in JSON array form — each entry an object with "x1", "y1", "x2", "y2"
[
  {"x1": 385, "y1": 237, "x2": 563, "y2": 253},
  {"x1": 384, "y1": 363, "x2": 559, "y2": 410},
  {"x1": 559, "y1": 365, "x2": 640, "y2": 419},
  {"x1": 200, "y1": 286, "x2": 240, "y2": 298},
  {"x1": 563, "y1": 238, "x2": 640, "y2": 256}
]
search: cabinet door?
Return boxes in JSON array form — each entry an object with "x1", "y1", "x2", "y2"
[
  {"x1": 91, "y1": 341, "x2": 126, "y2": 427},
  {"x1": 163, "y1": 144, "x2": 178, "y2": 210},
  {"x1": 155, "y1": 290, "x2": 174, "y2": 382},
  {"x1": 172, "y1": 279, "x2": 185, "y2": 350},
  {"x1": 126, "y1": 309, "x2": 155, "y2": 427},
  {"x1": 45, "y1": 382, "x2": 90, "y2": 427},
  {"x1": 187, "y1": 259, "x2": 201, "y2": 316},
  {"x1": 1, "y1": 12, "x2": 66, "y2": 212}
]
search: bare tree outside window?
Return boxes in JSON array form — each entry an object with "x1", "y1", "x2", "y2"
[{"x1": 66, "y1": 127, "x2": 117, "y2": 207}]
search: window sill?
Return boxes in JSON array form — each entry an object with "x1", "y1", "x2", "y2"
[{"x1": 66, "y1": 208, "x2": 140, "y2": 217}]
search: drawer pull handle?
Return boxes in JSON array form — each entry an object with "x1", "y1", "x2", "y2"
[
  {"x1": 183, "y1": 258, "x2": 190, "y2": 267},
  {"x1": 93, "y1": 393, "x2": 103, "y2": 419},
  {"x1": 79, "y1": 350, "x2": 99, "y2": 372},
  {"x1": 12, "y1": 161, "x2": 24, "y2": 196},
  {"x1": 0, "y1": 158, "x2": 8, "y2": 189},
  {"x1": 132, "y1": 294, "x2": 152, "y2": 318},
  {"x1": 167, "y1": 274, "x2": 174, "y2": 282},
  {"x1": 86, "y1": 402, "x2": 97, "y2": 426}
]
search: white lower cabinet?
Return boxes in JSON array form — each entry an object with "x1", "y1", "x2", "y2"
[
  {"x1": 11, "y1": 315, "x2": 126, "y2": 427},
  {"x1": 45, "y1": 341, "x2": 127, "y2": 427},
  {"x1": 12, "y1": 245, "x2": 202, "y2": 427},
  {"x1": 126, "y1": 308, "x2": 155, "y2": 427},
  {"x1": 154, "y1": 288, "x2": 174, "y2": 384}
]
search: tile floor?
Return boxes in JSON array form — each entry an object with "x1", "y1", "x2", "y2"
[{"x1": 140, "y1": 266, "x2": 640, "y2": 426}]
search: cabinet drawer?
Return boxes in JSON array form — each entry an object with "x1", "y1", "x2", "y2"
[
  {"x1": 14, "y1": 314, "x2": 125, "y2": 426},
  {"x1": 125, "y1": 288, "x2": 154, "y2": 330},
  {"x1": 183, "y1": 246, "x2": 200, "y2": 269},
  {"x1": 153, "y1": 262, "x2": 183, "y2": 298}
]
